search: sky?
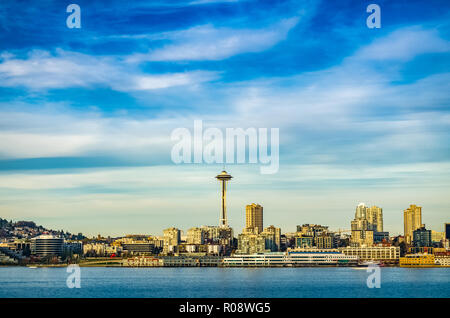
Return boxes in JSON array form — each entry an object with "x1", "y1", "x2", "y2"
[{"x1": 0, "y1": 0, "x2": 449, "y2": 237}]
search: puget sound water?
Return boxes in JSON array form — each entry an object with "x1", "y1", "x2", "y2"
[{"x1": 1, "y1": 267, "x2": 449, "y2": 298}]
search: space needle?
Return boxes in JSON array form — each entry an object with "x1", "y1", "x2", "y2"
[{"x1": 215, "y1": 170, "x2": 233, "y2": 227}]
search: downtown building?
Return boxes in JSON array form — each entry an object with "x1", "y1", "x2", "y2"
[
  {"x1": 339, "y1": 246, "x2": 400, "y2": 264},
  {"x1": 350, "y1": 203, "x2": 387, "y2": 247},
  {"x1": 236, "y1": 226, "x2": 281, "y2": 254},
  {"x1": 294, "y1": 224, "x2": 336, "y2": 249},
  {"x1": 163, "y1": 227, "x2": 181, "y2": 254},
  {"x1": 236, "y1": 203, "x2": 281, "y2": 254},
  {"x1": 404, "y1": 204, "x2": 424, "y2": 244}
]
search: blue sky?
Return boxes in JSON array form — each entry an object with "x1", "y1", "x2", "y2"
[{"x1": 0, "y1": 0, "x2": 449, "y2": 237}]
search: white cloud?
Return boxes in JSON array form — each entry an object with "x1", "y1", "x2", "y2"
[
  {"x1": 0, "y1": 49, "x2": 219, "y2": 91},
  {"x1": 356, "y1": 27, "x2": 450, "y2": 61},
  {"x1": 130, "y1": 71, "x2": 219, "y2": 90},
  {"x1": 129, "y1": 17, "x2": 299, "y2": 62},
  {"x1": 0, "y1": 133, "x2": 97, "y2": 158}
]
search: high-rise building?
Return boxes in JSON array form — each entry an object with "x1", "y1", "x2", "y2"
[
  {"x1": 260, "y1": 225, "x2": 281, "y2": 251},
  {"x1": 430, "y1": 230, "x2": 444, "y2": 243},
  {"x1": 201, "y1": 225, "x2": 233, "y2": 247},
  {"x1": 413, "y1": 227, "x2": 432, "y2": 248},
  {"x1": 295, "y1": 234, "x2": 314, "y2": 248},
  {"x1": 297, "y1": 224, "x2": 329, "y2": 236},
  {"x1": 404, "y1": 204, "x2": 424, "y2": 244},
  {"x1": 246, "y1": 203, "x2": 263, "y2": 233},
  {"x1": 350, "y1": 203, "x2": 383, "y2": 247},
  {"x1": 295, "y1": 224, "x2": 335, "y2": 249},
  {"x1": 446, "y1": 223, "x2": 450, "y2": 240},
  {"x1": 236, "y1": 232, "x2": 267, "y2": 254},
  {"x1": 368, "y1": 206, "x2": 383, "y2": 232},
  {"x1": 215, "y1": 171, "x2": 233, "y2": 228},
  {"x1": 186, "y1": 227, "x2": 205, "y2": 245},
  {"x1": 163, "y1": 227, "x2": 180, "y2": 252}
]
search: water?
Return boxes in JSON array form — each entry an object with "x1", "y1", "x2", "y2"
[{"x1": 0, "y1": 267, "x2": 449, "y2": 298}]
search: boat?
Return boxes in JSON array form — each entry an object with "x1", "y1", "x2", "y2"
[{"x1": 358, "y1": 260, "x2": 382, "y2": 267}]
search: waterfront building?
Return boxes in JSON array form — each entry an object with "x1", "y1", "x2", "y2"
[
  {"x1": 435, "y1": 255, "x2": 450, "y2": 266},
  {"x1": 124, "y1": 256, "x2": 162, "y2": 267},
  {"x1": 31, "y1": 234, "x2": 63, "y2": 256},
  {"x1": 445, "y1": 223, "x2": 450, "y2": 240},
  {"x1": 413, "y1": 227, "x2": 432, "y2": 248},
  {"x1": 404, "y1": 204, "x2": 424, "y2": 244},
  {"x1": 122, "y1": 242, "x2": 155, "y2": 254},
  {"x1": 223, "y1": 251, "x2": 359, "y2": 267},
  {"x1": 399, "y1": 254, "x2": 435, "y2": 267},
  {"x1": 246, "y1": 203, "x2": 263, "y2": 233},
  {"x1": 339, "y1": 246, "x2": 400, "y2": 264},
  {"x1": 160, "y1": 255, "x2": 223, "y2": 267}
]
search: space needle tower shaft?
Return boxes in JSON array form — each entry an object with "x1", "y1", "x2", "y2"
[{"x1": 215, "y1": 171, "x2": 233, "y2": 227}]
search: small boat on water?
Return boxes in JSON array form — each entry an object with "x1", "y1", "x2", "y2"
[
  {"x1": 358, "y1": 260, "x2": 383, "y2": 267},
  {"x1": 28, "y1": 266, "x2": 38, "y2": 269}
]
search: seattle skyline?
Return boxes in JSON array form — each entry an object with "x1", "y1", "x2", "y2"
[{"x1": 0, "y1": 0, "x2": 449, "y2": 236}]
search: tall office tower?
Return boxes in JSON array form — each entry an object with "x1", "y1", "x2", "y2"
[
  {"x1": 215, "y1": 171, "x2": 233, "y2": 227},
  {"x1": 404, "y1": 204, "x2": 424, "y2": 244},
  {"x1": 246, "y1": 203, "x2": 263, "y2": 234}
]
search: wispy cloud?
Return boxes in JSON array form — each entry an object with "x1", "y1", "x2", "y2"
[
  {"x1": 355, "y1": 27, "x2": 450, "y2": 61},
  {"x1": 0, "y1": 49, "x2": 219, "y2": 91},
  {"x1": 129, "y1": 17, "x2": 300, "y2": 62}
]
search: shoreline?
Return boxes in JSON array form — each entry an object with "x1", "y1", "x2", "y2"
[{"x1": 1, "y1": 264, "x2": 449, "y2": 268}]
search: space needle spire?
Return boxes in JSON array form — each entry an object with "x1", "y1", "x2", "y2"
[{"x1": 215, "y1": 170, "x2": 233, "y2": 227}]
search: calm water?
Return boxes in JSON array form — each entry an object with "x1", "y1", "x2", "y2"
[{"x1": 0, "y1": 267, "x2": 449, "y2": 298}]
